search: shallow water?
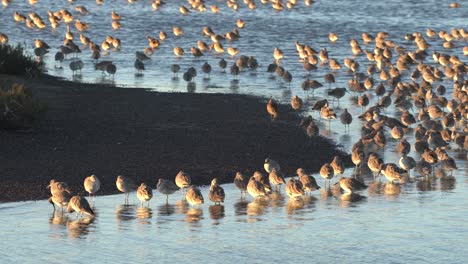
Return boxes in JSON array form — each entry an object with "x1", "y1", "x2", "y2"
[
  {"x1": 0, "y1": 0, "x2": 467, "y2": 263},
  {"x1": 1, "y1": 179, "x2": 468, "y2": 263}
]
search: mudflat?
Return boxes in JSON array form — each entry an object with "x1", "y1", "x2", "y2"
[{"x1": 0, "y1": 75, "x2": 348, "y2": 202}]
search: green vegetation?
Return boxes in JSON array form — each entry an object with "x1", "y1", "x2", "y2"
[
  {"x1": 0, "y1": 44, "x2": 42, "y2": 76},
  {"x1": 0, "y1": 83, "x2": 46, "y2": 129}
]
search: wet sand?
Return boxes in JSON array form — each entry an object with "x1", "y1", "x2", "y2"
[{"x1": 0, "y1": 74, "x2": 349, "y2": 202}]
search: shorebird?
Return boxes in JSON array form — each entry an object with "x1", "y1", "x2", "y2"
[
  {"x1": 173, "y1": 26, "x2": 184, "y2": 37},
  {"x1": 266, "y1": 98, "x2": 279, "y2": 120},
  {"x1": 273, "y1": 47, "x2": 284, "y2": 62},
  {"x1": 264, "y1": 158, "x2": 280, "y2": 174},
  {"x1": 306, "y1": 119, "x2": 320, "y2": 137},
  {"x1": 116, "y1": 175, "x2": 137, "y2": 204},
  {"x1": 112, "y1": 21, "x2": 122, "y2": 30},
  {"x1": 399, "y1": 155, "x2": 416, "y2": 176},
  {"x1": 269, "y1": 169, "x2": 286, "y2": 191},
  {"x1": 230, "y1": 63, "x2": 240, "y2": 79},
  {"x1": 83, "y1": 174, "x2": 100, "y2": 202},
  {"x1": 401, "y1": 110, "x2": 416, "y2": 127},
  {"x1": 95, "y1": 60, "x2": 113, "y2": 74},
  {"x1": 351, "y1": 147, "x2": 365, "y2": 176},
  {"x1": 328, "y1": 88, "x2": 347, "y2": 106},
  {"x1": 291, "y1": 95, "x2": 303, "y2": 110},
  {"x1": 48, "y1": 190, "x2": 71, "y2": 212},
  {"x1": 297, "y1": 168, "x2": 320, "y2": 193},
  {"x1": 134, "y1": 59, "x2": 145, "y2": 75},
  {"x1": 219, "y1": 59, "x2": 227, "y2": 72},
  {"x1": 137, "y1": 183, "x2": 153, "y2": 207},
  {"x1": 247, "y1": 176, "x2": 267, "y2": 198},
  {"x1": 397, "y1": 138, "x2": 411, "y2": 156},
  {"x1": 421, "y1": 148, "x2": 438, "y2": 174},
  {"x1": 440, "y1": 154, "x2": 457, "y2": 176},
  {"x1": 329, "y1": 32, "x2": 338, "y2": 42},
  {"x1": 175, "y1": 170, "x2": 191, "y2": 193},
  {"x1": 209, "y1": 178, "x2": 225, "y2": 204},
  {"x1": 253, "y1": 171, "x2": 272, "y2": 194},
  {"x1": 69, "y1": 59, "x2": 83, "y2": 76},
  {"x1": 136, "y1": 51, "x2": 150, "y2": 61},
  {"x1": 381, "y1": 163, "x2": 407, "y2": 184},
  {"x1": 173, "y1": 46, "x2": 185, "y2": 57},
  {"x1": 320, "y1": 163, "x2": 334, "y2": 187},
  {"x1": 367, "y1": 152, "x2": 384, "y2": 179},
  {"x1": 234, "y1": 172, "x2": 249, "y2": 196},
  {"x1": 170, "y1": 64, "x2": 181, "y2": 77},
  {"x1": 202, "y1": 62, "x2": 212, "y2": 79},
  {"x1": 331, "y1": 156, "x2": 345, "y2": 177},
  {"x1": 106, "y1": 63, "x2": 117, "y2": 78},
  {"x1": 285, "y1": 178, "x2": 305, "y2": 199},
  {"x1": 48, "y1": 179, "x2": 71, "y2": 196},
  {"x1": 336, "y1": 177, "x2": 367, "y2": 193},
  {"x1": 191, "y1": 47, "x2": 204, "y2": 58},
  {"x1": 320, "y1": 104, "x2": 337, "y2": 130},
  {"x1": 391, "y1": 126, "x2": 404, "y2": 139},
  {"x1": 67, "y1": 196, "x2": 95, "y2": 218},
  {"x1": 111, "y1": 10, "x2": 121, "y2": 20},
  {"x1": 157, "y1": 179, "x2": 180, "y2": 203},
  {"x1": 358, "y1": 94, "x2": 370, "y2": 111},
  {"x1": 186, "y1": 186, "x2": 204, "y2": 206},
  {"x1": 340, "y1": 108, "x2": 353, "y2": 133}
]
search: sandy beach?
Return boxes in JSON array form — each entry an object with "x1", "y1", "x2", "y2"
[{"x1": 0, "y1": 74, "x2": 349, "y2": 202}]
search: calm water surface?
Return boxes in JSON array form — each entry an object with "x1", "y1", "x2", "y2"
[{"x1": 0, "y1": 0, "x2": 467, "y2": 263}]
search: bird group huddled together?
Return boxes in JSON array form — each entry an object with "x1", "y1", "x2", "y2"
[
  {"x1": 48, "y1": 169, "x2": 226, "y2": 219},
  {"x1": 47, "y1": 155, "x2": 382, "y2": 220}
]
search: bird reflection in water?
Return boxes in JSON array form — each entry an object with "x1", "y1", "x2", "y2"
[
  {"x1": 185, "y1": 208, "x2": 203, "y2": 223},
  {"x1": 49, "y1": 211, "x2": 69, "y2": 227},
  {"x1": 95, "y1": 75, "x2": 115, "y2": 86},
  {"x1": 339, "y1": 193, "x2": 366, "y2": 208},
  {"x1": 209, "y1": 205, "x2": 225, "y2": 221},
  {"x1": 234, "y1": 198, "x2": 249, "y2": 216},
  {"x1": 67, "y1": 217, "x2": 95, "y2": 239},
  {"x1": 187, "y1": 82, "x2": 196, "y2": 93},
  {"x1": 269, "y1": 191, "x2": 285, "y2": 208},
  {"x1": 281, "y1": 89, "x2": 292, "y2": 101},
  {"x1": 247, "y1": 197, "x2": 269, "y2": 217},
  {"x1": 230, "y1": 79, "x2": 239, "y2": 92},
  {"x1": 320, "y1": 184, "x2": 341, "y2": 200},
  {"x1": 339, "y1": 134, "x2": 352, "y2": 146},
  {"x1": 136, "y1": 207, "x2": 153, "y2": 221},
  {"x1": 115, "y1": 204, "x2": 136, "y2": 222},
  {"x1": 158, "y1": 203, "x2": 176, "y2": 216},
  {"x1": 440, "y1": 176, "x2": 456, "y2": 191},
  {"x1": 175, "y1": 199, "x2": 189, "y2": 215},
  {"x1": 319, "y1": 187, "x2": 333, "y2": 200},
  {"x1": 384, "y1": 183, "x2": 401, "y2": 198},
  {"x1": 417, "y1": 177, "x2": 436, "y2": 192},
  {"x1": 367, "y1": 181, "x2": 384, "y2": 196},
  {"x1": 434, "y1": 168, "x2": 457, "y2": 191},
  {"x1": 285, "y1": 195, "x2": 316, "y2": 215}
]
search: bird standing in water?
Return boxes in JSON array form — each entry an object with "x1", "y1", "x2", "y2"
[
  {"x1": 137, "y1": 183, "x2": 153, "y2": 207},
  {"x1": 67, "y1": 196, "x2": 95, "y2": 218},
  {"x1": 209, "y1": 178, "x2": 225, "y2": 204},
  {"x1": 83, "y1": 174, "x2": 100, "y2": 204},
  {"x1": 266, "y1": 98, "x2": 279, "y2": 120},
  {"x1": 186, "y1": 185, "x2": 204, "y2": 206}
]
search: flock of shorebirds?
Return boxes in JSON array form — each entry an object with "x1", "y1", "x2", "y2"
[
  {"x1": 1, "y1": 1, "x2": 467, "y2": 219},
  {"x1": 47, "y1": 157, "x2": 362, "y2": 219}
]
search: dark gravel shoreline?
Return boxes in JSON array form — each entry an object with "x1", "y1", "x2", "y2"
[{"x1": 0, "y1": 74, "x2": 349, "y2": 202}]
